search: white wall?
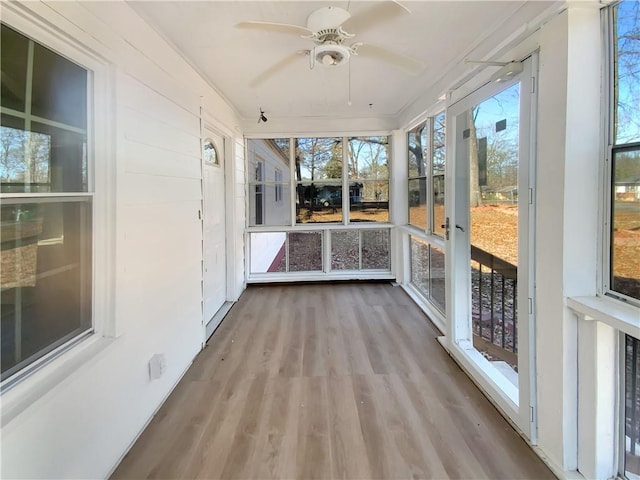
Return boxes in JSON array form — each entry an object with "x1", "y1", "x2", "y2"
[
  {"x1": 249, "y1": 232, "x2": 287, "y2": 273},
  {"x1": 0, "y1": 2, "x2": 244, "y2": 478},
  {"x1": 535, "y1": 5, "x2": 602, "y2": 475}
]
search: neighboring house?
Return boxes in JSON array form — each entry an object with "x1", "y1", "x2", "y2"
[{"x1": 616, "y1": 174, "x2": 640, "y2": 200}]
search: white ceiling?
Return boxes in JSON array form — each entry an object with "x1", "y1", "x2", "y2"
[{"x1": 130, "y1": 1, "x2": 562, "y2": 131}]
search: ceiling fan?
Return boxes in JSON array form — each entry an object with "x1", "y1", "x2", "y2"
[{"x1": 236, "y1": 1, "x2": 425, "y2": 87}]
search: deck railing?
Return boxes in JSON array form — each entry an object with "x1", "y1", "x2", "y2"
[{"x1": 470, "y1": 245, "x2": 518, "y2": 368}]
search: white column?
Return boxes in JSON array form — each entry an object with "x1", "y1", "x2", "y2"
[{"x1": 390, "y1": 129, "x2": 408, "y2": 282}]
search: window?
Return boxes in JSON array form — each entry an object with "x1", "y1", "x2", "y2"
[
  {"x1": 203, "y1": 138, "x2": 219, "y2": 165},
  {"x1": 410, "y1": 236, "x2": 446, "y2": 313},
  {"x1": 608, "y1": 0, "x2": 640, "y2": 305},
  {"x1": 407, "y1": 113, "x2": 447, "y2": 314},
  {"x1": 407, "y1": 112, "x2": 446, "y2": 233},
  {"x1": 408, "y1": 122, "x2": 428, "y2": 229},
  {"x1": 348, "y1": 136, "x2": 390, "y2": 223},
  {"x1": 432, "y1": 112, "x2": 446, "y2": 236},
  {"x1": 247, "y1": 136, "x2": 392, "y2": 278},
  {"x1": 296, "y1": 137, "x2": 343, "y2": 224},
  {"x1": 247, "y1": 139, "x2": 290, "y2": 226},
  {"x1": 1, "y1": 24, "x2": 92, "y2": 382}
]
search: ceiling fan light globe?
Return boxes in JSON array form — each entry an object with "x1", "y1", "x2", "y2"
[{"x1": 313, "y1": 44, "x2": 350, "y2": 67}]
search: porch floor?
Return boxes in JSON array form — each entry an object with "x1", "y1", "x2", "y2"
[{"x1": 111, "y1": 282, "x2": 554, "y2": 479}]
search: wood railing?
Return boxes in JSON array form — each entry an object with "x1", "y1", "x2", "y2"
[{"x1": 470, "y1": 245, "x2": 518, "y2": 369}]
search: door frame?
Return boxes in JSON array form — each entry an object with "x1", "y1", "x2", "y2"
[
  {"x1": 200, "y1": 114, "x2": 234, "y2": 341},
  {"x1": 443, "y1": 54, "x2": 538, "y2": 442}
]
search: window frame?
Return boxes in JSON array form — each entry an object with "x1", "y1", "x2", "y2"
[
  {"x1": 407, "y1": 120, "x2": 430, "y2": 231},
  {"x1": 0, "y1": 13, "x2": 115, "y2": 393},
  {"x1": 407, "y1": 111, "x2": 446, "y2": 236},
  {"x1": 244, "y1": 134, "x2": 394, "y2": 282}
]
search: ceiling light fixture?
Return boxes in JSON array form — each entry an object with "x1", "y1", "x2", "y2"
[
  {"x1": 311, "y1": 44, "x2": 351, "y2": 68},
  {"x1": 258, "y1": 108, "x2": 268, "y2": 123}
]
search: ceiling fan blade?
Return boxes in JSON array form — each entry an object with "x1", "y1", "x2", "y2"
[
  {"x1": 355, "y1": 43, "x2": 425, "y2": 74},
  {"x1": 342, "y1": 1, "x2": 410, "y2": 35},
  {"x1": 250, "y1": 51, "x2": 307, "y2": 87},
  {"x1": 236, "y1": 21, "x2": 313, "y2": 37}
]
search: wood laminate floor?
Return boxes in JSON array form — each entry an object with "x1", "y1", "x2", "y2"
[{"x1": 112, "y1": 283, "x2": 555, "y2": 479}]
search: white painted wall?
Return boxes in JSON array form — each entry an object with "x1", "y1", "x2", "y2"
[
  {"x1": 0, "y1": 2, "x2": 244, "y2": 478},
  {"x1": 535, "y1": 5, "x2": 602, "y2": 475},
  {"x1": 250, "y1": 232, "x2": 287, "y2": 273}
]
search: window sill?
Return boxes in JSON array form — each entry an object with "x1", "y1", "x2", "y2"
[
  {"x1": 567, "y1": 295, "x2": 639, "y2": 338},
  {"x1": 1, "y1": 335, "x2": 116, "y2": 427}
]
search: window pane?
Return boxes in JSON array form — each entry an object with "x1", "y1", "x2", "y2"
[
  {"x1": 1, "y1": 199, "x2": 92, "y2": 380},
  {"x1": 614, "y1": 1, "x2": 640, "y2": 145},
  {"x1": 408, "y1": 122, "x2": 427, "y2": 178},
  {"x1": 295, "y1": 137, "x2": 342, "y2": 181},
  {"x1": 409, "y1": 178, "x2": 427, "y2": 229},
  {"x1": 410, "y1": 236, "x2": 430, "y2": 297},
  {"x1": 247, "y1": 139, "x2": 292, "y2": 227},
  {"x1": 202, "y1": 139, "x2": 219, "y2": 166},
  {"x1": 429, "y1": 244, "x2": 446, "y2": 312},
  {"x1": 31, "y1": 43, "x2": 87, "y2": 129},
  {"x1": 611, "y1": 147, "x2": 640, "y2": 300},
  {"x1": 296, "y1": 183, "x2": 342, "y2": 224},
  {"x1": 362, "y1": 229, "x2": 390, "y2": 270},
  {"x1": 247, "y1": 139, "x2": 290, "y2": 179},
  {"x1": 349, "y1": 180, "x2": 389, "y2": 223},
  {"x1": 249, "y1": 232, "x2": 286, "y2": 273},
  {"x1": 331, "y1": 230, "x2": 359, "y2": 270},
  {"x1": 288, "y1": 231, "x2": 322, "y2": 272},
  {"x1": 432, "y1": 112, "x2": 446, "y2": 236},
  {"x1": 248, "y1": 183, "x2": 291, "y2": 226},
  {"x1": 626, "y1": 335, "x2": 640, "y2": 479},
  {"x1": 348, "y1": 136, "x2": 389, "y2": 180},
  {"x1": 1, "y1": 25, "x2": 29, "y2": 112},
  {"x1": 0, "y1": 117, "x2": 87, "y2": 193}
]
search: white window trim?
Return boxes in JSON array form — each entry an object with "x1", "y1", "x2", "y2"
[
  {"x1": 0, "y1": 6, "x2": 117, "y2": 407},
  {"x1": 568, "y1": 296, "x2": 639, "y2": 338}
]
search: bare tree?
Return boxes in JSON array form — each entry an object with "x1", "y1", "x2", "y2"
[
  {"x1": 0, "y1": 127, "x2": 26, "y2": 182},
  {"x1": 614, "y1": 0, "x2": 640, "y2": 144},
  {"x1": 469, "y1": 108, "x2": 482, "y2": 208}
]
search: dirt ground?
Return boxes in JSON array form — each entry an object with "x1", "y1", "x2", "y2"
[
  {"x1": 288, "y1": 201, "x2": 638, "y2": 284},
  {"x1": 410, "y1": 202, "x2": 639, "y2": 281}
]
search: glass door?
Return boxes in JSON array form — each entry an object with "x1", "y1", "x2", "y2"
[{"x1": 445, "y1": 57, "x2": 536, "y2": 440}]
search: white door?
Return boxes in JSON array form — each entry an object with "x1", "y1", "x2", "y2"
[
  {"x1": 202, "y1": 129, "x2": 227, "y2": 332},
  {"x1": 445, "y1": 56, "x2": 537, "y2": 440}
]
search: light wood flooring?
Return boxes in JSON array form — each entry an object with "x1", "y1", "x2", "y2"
[{"x1": 112, "y1": 283, "x2": 555, "y2": 479}]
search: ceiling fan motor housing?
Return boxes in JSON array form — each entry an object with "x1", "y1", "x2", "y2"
[{"x1": 306, "y1": 6, "x2": 351, "y2": 32}]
